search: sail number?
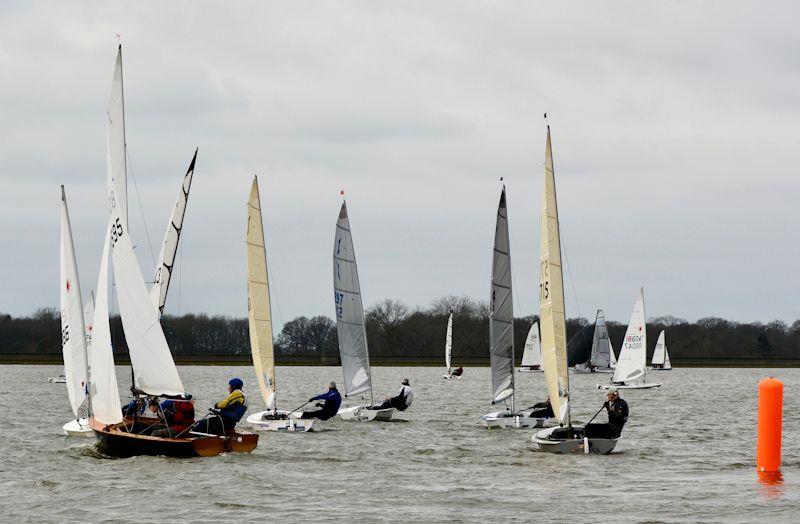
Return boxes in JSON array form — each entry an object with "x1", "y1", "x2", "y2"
[
  {"x1": 110, "y1": 218, "x2": 124, "y2": 246},
  {"x1": 539, "y1": 260, "x2": 550, "y2": 301},
  {"x1": 334, "y1": 291, "x2": 344, "y2": 320}
]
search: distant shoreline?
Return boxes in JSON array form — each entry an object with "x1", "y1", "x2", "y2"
[{"x1": 3, "y1": 353, "x2": 800, "y2": 367}]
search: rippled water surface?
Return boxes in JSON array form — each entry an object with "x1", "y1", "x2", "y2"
[{"x1": 0, "y1": 365, "x2": 798, "y2": 522}]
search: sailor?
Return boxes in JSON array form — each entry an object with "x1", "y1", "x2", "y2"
[
  {"x1": 529, "y1": 396, "x2": 555, "y2": 419},
  {"x1": 584, "y1": 387, "x2": 629, "y2": 439},
  {"x1": 371, "y1": 379, "x2": 414, "y2": 411},
  {"x1": 450, "y1": 366, "x2": 464, "y2": 378},
  {"x1": 300, "y1": 382, "x2": 342, "y2": 420},
  {"x1": 195, "y1": 378, "x2": 248, "y2": 435}
]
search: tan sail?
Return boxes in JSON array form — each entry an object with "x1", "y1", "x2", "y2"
[
  {"x1": 538, "y1": 126, "x2": 570, "y2": 426},
  {"x1": 246, "y1": 176, "x2": 276, "y2": 411}
]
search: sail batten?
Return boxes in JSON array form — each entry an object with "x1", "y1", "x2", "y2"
[
  {"x1": 246, "y1": 177, "x2": 276, "y2": 411},
  {"x1": 333, "y1": 202, "x2": 372, "y2": 401},
  {"x1": 151, "y1": 149, "x2": 197, "y2": 316},
  {"x1": 60, "y1": 187, "x2": 89, "y2": 418},
  {"x1": 489, "y1": 188, "x2": 515, "y2": 406},
  {"x1": 539, "y1": 126, "x2": 570, "y2": 426}
]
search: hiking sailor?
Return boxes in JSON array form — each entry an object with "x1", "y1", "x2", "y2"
[
  {"x1": 300, "y1": 381, "x2": 342, "y2": 420},
  {"x1": 195, "y1": 378, "x2": 248, "y2": 435},
  {"x1": 371, "y1": 379, "x2": 414, "y2": 411},
  {"x1": 584, "y1": 387, "x2": 628, "y2": 438}
]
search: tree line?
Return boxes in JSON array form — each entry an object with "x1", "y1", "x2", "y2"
[{"x1": 2, "y1": 296, "x2": 799, "y2": 364}]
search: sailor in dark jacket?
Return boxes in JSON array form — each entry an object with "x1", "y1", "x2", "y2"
[
  {"x1": 301, "y1": 382, "x2": 342, "y2": 420},
  {"x1": 371, "y1": 379, "x2": 414, "y2": 411},
  {"x1": 529, "y1": 397, "x2": 555, "y2": 419},
  {"x1": 585, "y1": 387, "x2": 629, "y2": 439}
]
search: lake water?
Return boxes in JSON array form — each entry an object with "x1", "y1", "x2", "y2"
[{"x1": 0, "y1": 365, "x2": 797, "y2": 522}]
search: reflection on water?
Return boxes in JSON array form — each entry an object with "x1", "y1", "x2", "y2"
[{"x1": 0, "y1": 365, "x2": 798, "y2": 521}]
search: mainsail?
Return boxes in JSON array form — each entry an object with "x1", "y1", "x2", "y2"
[
  {"x1": 60, "y1": 186, "x2": 89, "y2": 418},
  {"x1": 106, "y1": 44, "x2": 127, "y2": 227},
  {"x1": 444, "y1": 313, "x2": 453, "y2": 374},
  {"x1": 489, "y1": 188, "x2": 514, "y2": 405},
  {"x1": 609, "y1": 337, "x2": 618, "y2": 369},
  {"x1": 539, "y1": 126, "x2": 570, "y2": 425},
  {"x1": 589, "y1": 310, "x2": 612, "y2": 368},
  {"x1": 246, "y1": 177, "x2": 276, "y2": 411},
  {"x1": 84, "y1": 292, "x2": 95, "y2": 348},
  {"x1": 109, "y1": 188, "x2": 185, "y2": 397},
  {"x1": 333, "y1": 202, "x2": 372, "y2": 400},
  {"x1": 89, "y1": 220, "x2": 122, "y2": 425},
  {"x1": 652, "y1": 330, "x2": 666, "y2": 366},
  {"x1": 612, "y1": 288, "x2": 647, "y2": 384},
  {"x1": 150, "y1": 150, "x2": 198, "y2": 315},
  {"x1": 520, "y1": 322, "x2": 541, "y2": 368}
]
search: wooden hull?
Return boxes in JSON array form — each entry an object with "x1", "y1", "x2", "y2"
[{"x1": 90, "y1": 418, "x2": 258, "y2": 458}]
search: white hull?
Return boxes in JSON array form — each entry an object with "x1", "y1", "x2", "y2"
[
  {"x1": 531, "y1": 425, "x2": 619, "y2": 455},
  {"x1": 49, "y1": 377, "x2": 67, "y2": 383},
  {"x1": 337, "y1": 405, "x2": 394, "y2": 422},
  {"x1": 573, "y1": 367, "x2": 614, "y2": 374},
  {"x1": 481, "y1": 411, "x2": 556, "y2": 429},
  {"x1": 517, "y1": 367, "x2": 544, "y2": 373},
  {"x1": 246, "y1": 410, "x2": 315, "y2": 432},
  {"x1": 649, "y1": 366, "x2": 672, "y2": 371},
  {"x1": 63, "y1": 418, "x2": 93, "y2": 437},
  {"x1": 597, "y1": 382, "x2": 661, "y2": 390},
  {"x1": 441, "y1": 374, "x2": 462, "y2": 380}
]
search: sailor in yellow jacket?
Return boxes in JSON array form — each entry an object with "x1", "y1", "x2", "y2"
[{"x1": 196, "y1": 378, "x2": 248, "y2": 435}]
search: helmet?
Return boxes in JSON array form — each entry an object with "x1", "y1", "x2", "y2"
[{"x1": 229, "y1": 378, "x2": 244, "y2": 390}]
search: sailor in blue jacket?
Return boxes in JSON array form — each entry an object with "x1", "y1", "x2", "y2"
[
  {"x1": 301, "y1": 382, "x2": 342, "y2": 420},
  {"x1": 195, "y1": 378, "x2": 248, "y2": 435}
]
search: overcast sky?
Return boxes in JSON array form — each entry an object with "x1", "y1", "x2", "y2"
[{"x1": 2, "y1": 1, "x2": 799, "y2": 326}]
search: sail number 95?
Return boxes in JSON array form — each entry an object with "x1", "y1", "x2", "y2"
[
  {"x1": 110, "y1": 218, "x2": 124, "y2": 246},
  {"x1": 334, "y1": 291, "x2": 344, "y2": 319}
]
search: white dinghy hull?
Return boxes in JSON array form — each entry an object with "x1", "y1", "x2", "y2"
[
  {"x1": 517, "y1": 367, "x2": 543, "y2": 373},
  {"x1": 247, "y1": 410, "x2": 315, "y2": 432},
  {"x1": 573, "y1": 367, "x2": 614, "y2": 374},
  {"x1": 597, "y1": 383, "x2": 661, "y2": 390},
  {"x1": 531, "y1": 426, "x2": 618, "y2": 455},
  {"x1": 480, "y1": 411, "x2": 556, "y2": 429},
  {"x1": 337, "y1": 405, "x2": 394, "y2": 422},
  {"x1": 63, "y1": 418, "x2": 93, "y2": 437},
  {"x1": 441, "y1": 374, "x2": 462, "y2": 380}
]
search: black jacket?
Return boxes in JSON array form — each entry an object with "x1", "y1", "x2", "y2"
[{"x1": 607, "y1": 398, "x2": 629, "y2": 429}]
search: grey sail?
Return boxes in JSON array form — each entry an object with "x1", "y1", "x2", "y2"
[
  {"x1": 590, "y1": 309, "x2": 612, "y2": 368},
  {"x1": 489, "y1": 187, "x2": 514, "y2": 405},
  {"x1": 333, "y1": 202, "x2": 372, "y2": 400}
]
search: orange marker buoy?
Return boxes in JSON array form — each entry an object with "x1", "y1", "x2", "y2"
[{"x1": 756, "y1": 377, "x2": 783, "y2": 473}]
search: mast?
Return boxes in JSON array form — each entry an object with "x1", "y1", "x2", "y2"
[
  {"x1": 539, "y1": 123, "x2": 570, "y2": 427},
  {"x1": 489, "y1": 186, "x2": 515, "y2": 410},
  {"x1": 246, "y1": 176, "x2": 277, "y2": 413}
]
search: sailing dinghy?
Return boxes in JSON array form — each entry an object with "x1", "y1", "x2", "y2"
[
  {"x1": 244, "y1": 177, "x2": 314, "y2": 432},
  {"x1": 481, "y1": 188, "x2": 555, "y2": 430},
  {"x1": 597, "y1": 288, "x2": 661, "y2": 390},
  {"x1": 650, "y1": 330, "x2": 672, "y2": 370},
  {"x1": 518, "y1": 322, "x2": 543, "y2": 372},
  {"x1": 574, "y1": 310, "x2": 614, "y2": 373},
  {"x1": 441, "y1": 313, "x2": 459, "y2": 379},
  {"x1": 89, "y1": 46, "x2": 257, "y2": 456},
  {"x1": 59, "y1": 187, "x2": 93, "y2": 437},
  {"x1": 531, "y1": 125, "x2": 619, "y2": 454},
  {"x1": 333, "y1": 201, "x2": 393, "y2": 422}
]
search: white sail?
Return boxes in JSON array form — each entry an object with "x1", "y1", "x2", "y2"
[
  {"x1": 333, "y1": 202, "x2": 372, "y2": 399},
  {"x1": 246, "y1": 177, "x2": 276, "y2": 411},
  {"x1": 612, "y1": 288, "x2": 648, "y2": 384},
  {"x1": 60, "y1": 186, "x2": 89, "y2": 418},
  {"x1": 89, "y1": 221, "x2": 122, "y2": 425},
  {"x1": 444, "y1": 313, "x2": 453, "y2": 373},
  {"x1": 663, "y1": 343, "x2": 672, "y2": 369},
  {"x1": 489, "y1": 187, "x2": 515, "y2": 405},
  {"x1": 109, "y1": 189, "x2": 185, "y2": 397},
  {"x1": 589, "y1": 310, "x2": 612, "y2": 368},
  {"x1": 651, "y1": 330, "x2": 666, "y2": 367},
  {"x1": 520, "y1": 322, "x2": 541, "y2": 368},
  {"x1": 539, "y1": 126, "x2": 570, "y2": 425},
  {"x1": 150, "y1": 150, "x2": 198, "y2": 315},
  {"x1": 84, "y1": 292, "x2": 95, "y2": 348},
  {"x1": 106, "y1": 45, "x2": 127, "y2": 227}
]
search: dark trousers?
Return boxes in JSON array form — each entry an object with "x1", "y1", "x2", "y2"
[
  {"x1": 584, "y1": 423, "x2": 622, "y2": 439},
  {"x1": 193, "y1": 416, "x2": 234, "y2": 435},
  {"x1": 530, "y1": 408, "x2": 554, "y2": 419},
  {"x1": 301, "y1": 408, "x2": 336, "y2": 420}
]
